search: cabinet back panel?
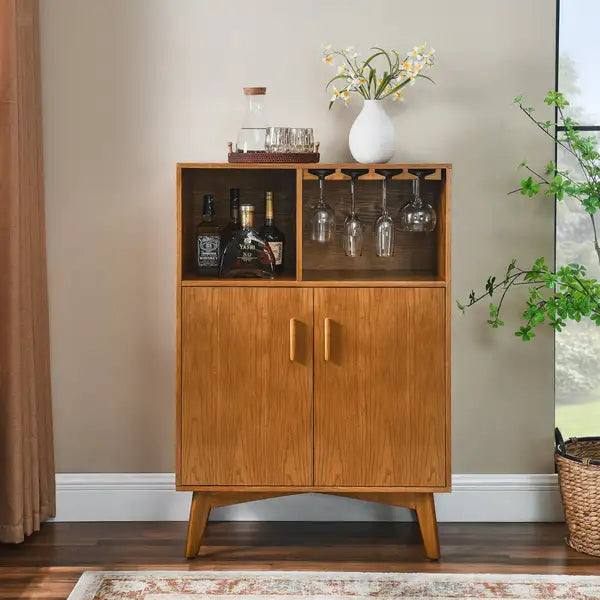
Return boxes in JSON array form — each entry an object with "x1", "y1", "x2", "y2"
[
  {"x1": 181, "y1": 168, "x2": 297, "y2": 279},
  {"x1": 302, "y1": 180, "x2": 440, "y2": 278}
]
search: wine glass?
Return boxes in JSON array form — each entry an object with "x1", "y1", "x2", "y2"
[
  {"x1": 308, "y1": 169, "x2": 336, "y2": 243},
  {"x1": 341, "y1": 168, "x2": 368, "y2": 257},
  {"x1": 400, "y1": 169, "x2": 437, "y2": 232},
  {"x1": 374, "y1": 169, "x2": 403, "y2": 256}
]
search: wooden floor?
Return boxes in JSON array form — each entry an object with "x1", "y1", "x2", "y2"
[{"x1": 0, "y1": 521, "x2": 599, "y2": 599}]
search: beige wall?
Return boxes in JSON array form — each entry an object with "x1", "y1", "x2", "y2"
[{"x1": 40, "y1": 0, "x2": 556, "y2": 474}]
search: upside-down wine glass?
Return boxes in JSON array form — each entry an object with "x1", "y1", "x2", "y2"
[
  {"x1": 340, "y1": 169, "x2": 369, "y2": 257},
  {"x1": 400, "y1": 169, "x2": 437, "y2": 232},
  {"x1": 374, "y1": 169, "x2": 403, "y2": 256},
  {"x1": 308, "y1": 169, "x2": 336, "y2": 243}
]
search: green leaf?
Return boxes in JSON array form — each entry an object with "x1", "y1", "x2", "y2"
[
  {"x1": 416, "y1": 73, "x2": 435, "y2": 84},
  {"x1": 324, "y1": 73, "x2": 349, "y2": 89},
  {"x1": 520, "y1": 176, "x2": 541, "y2": 198}
]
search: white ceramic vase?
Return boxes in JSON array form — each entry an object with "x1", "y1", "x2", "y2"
[{"x1": 348, "y1": 99, "x2": 395, "y2": 164}]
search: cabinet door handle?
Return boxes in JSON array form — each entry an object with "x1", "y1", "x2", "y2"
[
  {"x1": 289, "y1": 318, "x2": 296, "y2": 362},
  {"x1": 324, "y1": 317, "x2": 331, "y2": 361}
]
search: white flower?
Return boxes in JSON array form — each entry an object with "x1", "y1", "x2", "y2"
[
  {"x1": 393, "y1": 91, "x2": 404, "y2": 101},
  {"x1": 410, "y1": 47, "x2": 423, "y2": 60},
  {"x1": 337, "y1": 64, "x2": 347, "y2": 75},
  {"x1": 321, "y1": 43, "x2": 332, "y2": 51},
  {"x1": 322, "y1": 54, "x2": 334, "y2": 65},
  {"x1": 330, "y1": 86, "x2": 341, "y2": 102},
  {"x1": 343, "y1": 46, "x2": 354, "y2": 54},
  {"x1": 341, "y1": 90, "x2": 351, "y2": 105}
]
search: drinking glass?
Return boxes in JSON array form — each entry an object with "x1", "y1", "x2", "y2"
[
  {"x1": 400, "y1": 169, "x2": 437, "y2": 232},
  {"x1": 265, "y1": 126, "x2": 276, "y2": 151},
  {"x1": 303, "y1": 128, "x2": 314, "y2": 152},
  {"x1": 341, "y1": 168, "x2": 368, "y2": 257},
  {"x1": 289, "y1": 128, "x2": 303, "y2": 152},
  {"x1": 308, "y1": 169, "x2": 336, "y2": 243},
  {"x1": 374, "y1": 169, "x2": 403, "y2": 256}
]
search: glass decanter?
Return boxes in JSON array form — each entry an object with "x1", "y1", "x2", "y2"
[
  {"x1": 400, "y1": 169, "x2": 437, "y2": 232},
  {"x1": 374, "y1": 169, "x2": 403, "y2": 257},
  {"x1": 341, "y1": 168, "x2": 368, "y2": 257},
  {"x1": 236, "y1": 87, "x2": 268, "y2": 153},
  {"x1": 308, "y1": 169, "x2": 336, "y2": 243},
  {"x1": 219, "y1": 204, "x2": 275, "y2": 278}
]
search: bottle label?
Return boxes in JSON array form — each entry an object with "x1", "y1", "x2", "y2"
[
  {"x1": 197, "y1": 235, "x2": 220, "y2": 268},
  {"x1": 268, "y1": 241, "x2": 283, "y2": 265}
]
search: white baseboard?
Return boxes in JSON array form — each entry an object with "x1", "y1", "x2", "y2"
[{"x1": 53, "y1": 473, "x2": 563, "y2": 522}]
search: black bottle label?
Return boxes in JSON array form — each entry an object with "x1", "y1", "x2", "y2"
[{"x1": 197, "y1": 235, "x2": 220, "y2": 268}]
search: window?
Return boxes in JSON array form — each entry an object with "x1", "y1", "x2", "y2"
[{"x1": 556, "y1": 0, "x2": 600, "y2": 435}]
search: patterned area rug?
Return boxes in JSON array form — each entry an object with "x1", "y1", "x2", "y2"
[{"x1": 67, "y1": 570, "x2": 600, "y2": 600}]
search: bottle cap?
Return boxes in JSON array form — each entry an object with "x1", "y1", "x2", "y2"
[
  {"x1": 243, "y1": 87, "x2": 266, "y2": 95},
  {"x1": 265, "y1": 191, "x2": 273, "y2": 200},
  {"x1": 239, "y1": 204, "x2": 255, "y2": 212}
]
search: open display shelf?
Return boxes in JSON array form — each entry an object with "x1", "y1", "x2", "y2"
[{"x1": 178, "y1": 163, "x2": 450, "y2": 287}]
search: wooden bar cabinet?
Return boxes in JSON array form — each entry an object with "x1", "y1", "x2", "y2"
[{"x1": 176, "y1": 162, "x2": 451, "y2": 559}]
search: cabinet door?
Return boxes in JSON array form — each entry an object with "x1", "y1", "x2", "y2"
[
  {"x1": 181, "y1": 287, "x2": 313, "y2": 486},
  {"x1": 314, "y1": 288, "x2": 446, "y2": 487}
]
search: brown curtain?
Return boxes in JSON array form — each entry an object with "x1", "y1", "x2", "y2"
[{"x1": 0, "y1": 0, "x2": 55, "y2": 543}]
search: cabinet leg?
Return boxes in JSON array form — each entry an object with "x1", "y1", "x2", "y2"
[
  {"x1": 414, "y1": 492, "x2": 440, "y2": 560},
  {"x1": 185, "y1": 491, "x2": 212, "y2": 559}
]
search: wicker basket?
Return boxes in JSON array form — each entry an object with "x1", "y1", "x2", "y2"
[{"x1": 555, "y1": 428, "x2": 600, "y2": 556}]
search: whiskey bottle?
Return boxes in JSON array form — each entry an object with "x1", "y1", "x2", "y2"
[
  {"x1": 219, "y1": 204, "x2": 275, "y2": 279},
  {"x1": 259, "y1": 191, "x2": 285, "y2": 275},
  {"x1": 222, "y1": 188, "x2": 240, "y2": 245},
  {"x1": 196, "y1": 194, "x2": 225, "y2": 276}
]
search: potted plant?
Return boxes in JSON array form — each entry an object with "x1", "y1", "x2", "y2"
[
  {"x1": 461, "y1": 91, "x2": 600, "y2": 556},
  {"x1": 321, "y1": 44, "x2": 435, "y2": 163}
]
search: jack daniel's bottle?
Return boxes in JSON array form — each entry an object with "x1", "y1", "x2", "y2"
[
  {"x1": 196, "y1": 194, "x2": 225, "y2": 275},
  {"x1": 219, "y1": 204, "x2": 275, "y2": 279}
]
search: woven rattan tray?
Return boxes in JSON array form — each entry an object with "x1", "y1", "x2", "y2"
[{"x1": 228, "y1": 151, "x2": 319, "y2": 164}]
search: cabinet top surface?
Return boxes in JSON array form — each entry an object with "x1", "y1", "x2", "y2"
[{"x1": 177, "y1": 162, "x2": 452, "y2": 170}]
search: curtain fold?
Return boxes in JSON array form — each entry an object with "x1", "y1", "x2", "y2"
[{"x1": 0, "y1": 0, "x2": 55, "y2": 544}]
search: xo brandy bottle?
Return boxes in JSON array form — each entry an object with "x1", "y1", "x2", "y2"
[
  {"x1": 259, "y1": 191, "x2": 285, "y2": 274},
  {"x1": 219, "y1": 204, "x2": 275, "y2": 279}
]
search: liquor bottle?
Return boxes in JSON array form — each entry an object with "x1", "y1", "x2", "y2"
[
  {"x1": 219, "y1": 204, "x2": 275, "y2": 279},
  {"x1": 196, "y1": 194, "x2": 225, "y2": 276},
  {"x1": 222, "y1": 188, "x2": 240, "y2": 246},
  {"x1": 259, "y1": 191, "x2": 285, "y2": 274}
]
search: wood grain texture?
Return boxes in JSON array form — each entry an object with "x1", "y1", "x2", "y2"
[
  {"x1": 442, "y1": 169, "x2": 452, "y2": 486},
  {"x1": 185, "y1": 491, "x2": 212, "y2": 558},
  {"x1": 178, "y1": 162, "x2": 452, "y2": 170},
  {"x1": 415, "y1": 493, "x2": 441, "y2": 560},
  {"x1": 176, "y1": 484, "x2": 449, "y2": 492},
  {"x1": 1, "y1": 521, "x2": 599, "y2": 600},
  {"x1": 185, "y1": 491, "x2": 297, "y2": 558},
  {"x1": 301, "y1": 179, "x2": 442, "y2": 276},
  {"x1": 181, "y1": 275, "x2": 445, "y2": 288},
  {"x1": 314, "y1": 288, "x2": 446, "y2": 487},
  {"x1": 180, "y1": 287, "x2": 313, "y2": 486},
  {"x1": 176, "y1": 166, "x2": 183, "y2": 484}
]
